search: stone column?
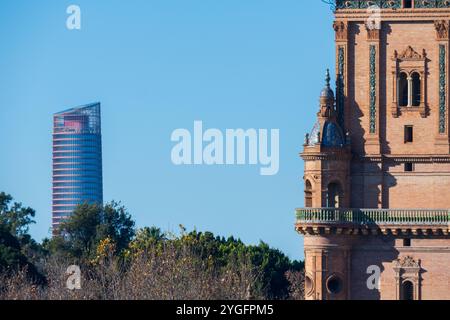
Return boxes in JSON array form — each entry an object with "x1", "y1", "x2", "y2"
[{"x1": 407, "y1": 75, "x2": 413, "y2": 107}]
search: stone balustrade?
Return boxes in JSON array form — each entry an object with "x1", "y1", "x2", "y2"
[{"x1": 296, "y1": 208, "x2": 450, "y2": 235}]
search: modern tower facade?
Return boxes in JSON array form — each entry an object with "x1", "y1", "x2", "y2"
[
  {"x1": 296, "y1": 1, "x2": 450, "y2": 300},
  {"x1": 52, "y1": 103, "x2": 103, "y2": 232}
]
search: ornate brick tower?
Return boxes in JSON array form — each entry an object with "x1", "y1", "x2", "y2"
[{"x1": 296, "y1": 0, "x2": 450, "y2": 300}]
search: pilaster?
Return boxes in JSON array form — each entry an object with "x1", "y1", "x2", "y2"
[{"x1": 366, "y1": 24, "x2": 381, "y2": 154}]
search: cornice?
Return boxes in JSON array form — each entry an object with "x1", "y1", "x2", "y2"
[
  {"x1": 296, "y1": 223, "x2": 449, "y2": 237},
  {"x1": 354, "y1": 154, "x2": 450, "y2": 163},
  {"x1": 335, "y1": 9, "x2": 450, "y2": 21},
  {"x1": 301, "y1": 152, "x2": 352, "y2": 161}
]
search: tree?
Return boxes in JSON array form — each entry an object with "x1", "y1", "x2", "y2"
[
  {"x1": 0, "y1": 192, "x2": 36, "y2": 237},
  {"x1": 0, "y1": 223, "x2": 28, "y2": 273},
  {"x1": 55, "y1": 203, "x2": 102, "y2": 259},
  {"x1": 96, "y1": 201, "x2": 135, "y2": 253},
  {"x1": 0, "y1": 192, "x2": 44, "y2": 283},
  {"x1": 50, "y1": 202, "x2": 135, "y2": 261},
  {"x1": 245, "y1": 242, "x2": 296, "y2": 299}
]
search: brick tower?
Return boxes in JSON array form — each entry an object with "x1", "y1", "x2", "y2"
[{"x1": 296, "y1": 0, "x2": 450, "y2": 300}]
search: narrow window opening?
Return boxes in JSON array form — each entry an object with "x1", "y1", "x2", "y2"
[
  {"x1": 404, "y1": 163, "x2": 414, "y2": 172},
  {"x1": 412, "y1": 72, "x2": 421, "y2": 107},
  {"x1": 403, "y1": 238, "x2": 412, "y2": 247},
  {"x1": 404, "y1": 0, "x2": 413, "y2": 8},
  {"x1": 401, "y1": 281, "x2": 414, "y2": 300},
  {"x1": 404, "y1": 126, "x2": 413, "y2": 143},
  {"x1": 327, "y1": 182, "x2": 343, "y2": 208},
  {"x1": 305, "y1": 180, "x2": 313, "y2": 208},
  {"x1": 399, "y1": 73, "x2": 409, "y2": 107}
]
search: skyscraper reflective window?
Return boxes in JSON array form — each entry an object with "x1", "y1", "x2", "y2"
[{"x1": 52, "y1": 103, "x2": 103, "y2": 233}]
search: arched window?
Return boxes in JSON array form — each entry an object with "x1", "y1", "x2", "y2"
[
  {"x1": 305, "y1": 180, "x2": 313, "y2": 208},
  {"x1": 327, "y1": 182, "x2": 343, "y2": 208},
  {"x1": 399, "y1": 72, "x2": 408, "y2": 107},
  {"x1": 401, "y1": 281, "x2": 414, "y2": 300},
  {"x1": 411, "y1": 72, "x2": 421, "y2": 107}
]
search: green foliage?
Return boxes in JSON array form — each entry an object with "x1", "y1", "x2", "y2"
[
  {"x1": 48, "y1": 202, "x2": 135, "y2": 261},
  {"x1": 96, "y1": 201, "x2": 135, "y2": 252},
  {"x1": 245, "y1": 241, "x2": 303, "y2": 299},
  {"x1": 1, "y1": 191, "x2": 304, "y2": 299},
  {"x1": 56, "y1": 203, "x2": 101, "y2": 259},
  {"x1": 129, "y1": 226, "x2": 302, "y2": 299},
  {"x1": 0, "y1": 193, "x2": 44, "y2": 283},
  {"x1": 130, "y1": 226, "x2": 166, "y2": 250},
  {"x1": 0, "y1": 192, "x2": 36, "y2": 237},
  {"x1": 0, "y1": 223, "x2": 27, "y2": 272}
]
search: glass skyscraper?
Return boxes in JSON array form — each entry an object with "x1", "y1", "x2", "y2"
[{"x1": 52, "y1": 103, "x2": 103, "y2": 232}]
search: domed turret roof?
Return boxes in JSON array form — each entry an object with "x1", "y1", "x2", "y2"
[
  {"x1": 308, "y1": 121, "x2": 321, "y2": 146},
  {"x1": 320, "y1": 87, "x2": 334, "y2": 99},
  {"x1": 307, "y1": 120, "x2": 345, "y2": 147},
  {"x1": 322, "y1": 121, "x2": 345, "y2": 147},
  {"x1": 305, "y1": 68, "x2": 346, "y2": 148}
]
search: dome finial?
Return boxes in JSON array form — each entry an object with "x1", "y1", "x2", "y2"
[{"x1": 319, "y1": 69, "x2": 334, "y2": 101}]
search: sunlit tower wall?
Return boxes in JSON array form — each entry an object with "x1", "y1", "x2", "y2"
[{"x1": 52, "y1": 103, "x2": 103, "y2": 233}]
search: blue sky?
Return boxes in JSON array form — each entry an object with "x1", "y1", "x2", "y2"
[{"x1": 0, "y1": 0, "x2": 335, "y2": 260}]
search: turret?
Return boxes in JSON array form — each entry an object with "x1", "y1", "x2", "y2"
[{"x1": 305, "y1": 70, "x2": 348, "y2": 149}]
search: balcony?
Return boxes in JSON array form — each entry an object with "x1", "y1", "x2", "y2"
[{"x1": 295, "y1": 208, "x2": 450, "y2": 236}]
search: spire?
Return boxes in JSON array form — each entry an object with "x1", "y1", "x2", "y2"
[
  {"x1": 325, "y1": 68, "x2": 331, "y2": 89},
  {"x1": 319, "y1": 68, "x2": 335, "y2": 119}
]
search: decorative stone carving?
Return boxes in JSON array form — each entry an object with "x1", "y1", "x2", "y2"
[
  {"x1": 304, "y1": 133, "x2": 310, "y2": 146},
  {"x1": 434, "y1": 20, "x2": 450, "y2": 40},
  {"x1": 397, "y1": 46, "x2": 425, "y2": 61},
  {"x1": 394, "y1": 256, "x2": 420, "y2": 269},
  {"x1": 337, "y1": 46, "x2": 345, "y2": 130},
  {"x1": 333, "y1": 21, "x2": 348, "y2": 41},
  {"x1": 369, "y1": 45, "x2": 377, "y2": 134},
  {"x1": 305, "y1": 273, "x2": 315, "y2": 297},
  {"x1": 335, "y1": 0, "x2": 450, "y2": 9},
  {"x1": 439, "y1": 45, "x2": 446, "y2": 133},
  {"x1": 391, "y1": 47, "x2": 428, "y2": 118},
  {"x1": 334, "y1": 0, "x2": 450, "y2": 9},
  {"x1": 416, "y1": 0, "x2": 450, "y2": 9},
  {"x1": 393, "y1": 256, "x2": 421, "y2": 300},
  {"x1": 336, "y1": 0, "x2": 402, "y2": 9},
  {"x1": 366, "y1": 27, "x2": 380, "y2": 41}
]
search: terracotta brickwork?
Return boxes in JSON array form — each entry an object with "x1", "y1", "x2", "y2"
[
  {"x1": 297, "y1": 5, "x2": 450, "y2": 300},
  {"x1": 350, "y1": 236, "x2": 450, "y2": 300}
]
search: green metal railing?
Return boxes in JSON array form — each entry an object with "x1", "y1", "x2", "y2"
[{"x1": 296, "y1": 208, "x2": 450, "y2": 226}]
